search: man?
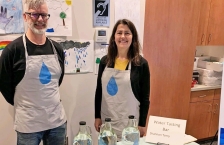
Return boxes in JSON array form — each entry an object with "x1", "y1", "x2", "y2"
[{"x1": 0, "y1": 0, "x2": 67, "y2": 144}]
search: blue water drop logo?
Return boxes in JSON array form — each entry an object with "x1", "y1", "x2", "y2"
[
  {"x1": 39, "y1": 62, "x2": 51, "y2": 84},
  {"x1": 107, "y1": 76, "x2": 118, "y2": 96}
]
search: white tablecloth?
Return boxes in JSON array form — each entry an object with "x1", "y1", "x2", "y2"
[{"x1": 117, "y1": 137, "x2": 199, "y2": 145}]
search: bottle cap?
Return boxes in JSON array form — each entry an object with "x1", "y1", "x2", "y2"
[
  {"x1": 105, "y1": 118, "x2": 111, "y2": 122},
  {"x1": 79, "y1": 121, "x2": 86, "y2": 125},
  {"x1": 128, "y1": 115, "x2": 135, "y2": 119}
]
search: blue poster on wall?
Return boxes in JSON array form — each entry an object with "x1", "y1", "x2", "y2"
[{"x1": 220, "y1": 128, "x2": 224, "y2": 145}]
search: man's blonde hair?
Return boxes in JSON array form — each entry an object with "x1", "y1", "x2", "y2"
[{"x1": 23, "y1": 0, "x2": 46, "y2": 12}]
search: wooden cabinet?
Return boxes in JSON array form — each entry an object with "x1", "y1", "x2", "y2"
[
  {"x1": 197, "y1": 0, "x2": 224, "y2": 45},
  {"x1": 186, "y1": 89, "x2": 221, "y2": 139},
  {"x1": 209, "y1": 89, "x2": 221, "y2": 137},
  {"x1": 197, "y1": 0, "x2": 211, "y2": 45}
]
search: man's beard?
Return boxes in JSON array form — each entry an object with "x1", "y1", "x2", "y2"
[{"x1": 27, "y1": 21, "x2": 47, "y2": 35}]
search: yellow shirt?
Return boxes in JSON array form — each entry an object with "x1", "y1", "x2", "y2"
[{"x1": 114, "y1": 58, "x2": 129, "y2": 70}]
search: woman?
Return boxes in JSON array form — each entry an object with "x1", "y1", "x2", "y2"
[{"x1": 94, "y1": 19, "x2": 150, "y2": 140}]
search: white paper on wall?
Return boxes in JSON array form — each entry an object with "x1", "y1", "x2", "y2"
[
  {"x1": 0, "y1": 0, "x2": 24, "y2": 34},
  {"x1": 114, "y1": 0, "x2": 140, "y2": 34},
  {"x1": 45, "y1": 0, "x2": 72, "y2": 36},
  {"x1": 55, "y1": 39, "x2": 94, "y2": 74},
  {"x1": 0, "y1": 36, "x2": 18, "y2": 57}
]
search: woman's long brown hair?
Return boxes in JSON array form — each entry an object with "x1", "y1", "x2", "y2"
[{"x1": 106, "y1": 19, "x2": 141, "y2": 66}]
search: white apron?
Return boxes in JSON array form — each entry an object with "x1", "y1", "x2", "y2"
[
  {"x1": 101, "y1": 62, "x2": 140, "y2": 140},
  {"x1": 13, "y1": 34, "x2": 66, "y2": 133}
]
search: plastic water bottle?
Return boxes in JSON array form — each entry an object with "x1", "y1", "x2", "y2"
[
  {"x1": 73, "y1": 121, "x2": 92, "y2": 145},
  {"x1": 122, "y1": 115, "x2": 140, "y2": 145},
  {"x1": 98, "y1": 118, "x2": 117, "y2": 145}
]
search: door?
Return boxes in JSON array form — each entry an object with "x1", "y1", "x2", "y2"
[
  {"x1": 196, "y1": 0, "x2": 211, "y2": 45},
  {"x1": 209, "y1": 99, "x2": 220, "y2": 137},
  {"x1": 186, "y1": 100, "x2": 213, "y2": 139},
  {"x1": 206, "y1": 0, "x2": 224, "y2": 45},
  {"x1": 143, "y1": 0, "x2": 201, "y2": 121}
]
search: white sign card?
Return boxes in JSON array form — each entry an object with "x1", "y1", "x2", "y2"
[
  {"x1": 146, "y1": 116, "x2": 187, "y2": 145},
  {"x1": 93, "y1": 0, "x2": 110, "y2": 27}
]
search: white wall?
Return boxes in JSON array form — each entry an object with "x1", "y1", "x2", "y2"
[
  {"x1": 196, "y1": 46, "x2": 224, "y2": 58},
  {"x1": 0, "y1": 97, "x2": 16, "y2": 145},
  {"x1": 0, "y1": 1, "x2": 146, "y2": 145}
]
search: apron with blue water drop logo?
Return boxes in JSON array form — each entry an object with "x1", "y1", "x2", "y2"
[
  {"x1": 13, "y1": 34, "x2": 66, "y2": 133},
  {"x1": 101, "y1": 61, "x2": 140, "y2": 140}
]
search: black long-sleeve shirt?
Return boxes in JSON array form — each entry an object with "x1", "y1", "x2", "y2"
[
  {"x1": 95, "y1": 55, "x2": 150, "y2": 127},
  {"x1": 0, "y1": 35, "x2": 65, "y2": 105}
]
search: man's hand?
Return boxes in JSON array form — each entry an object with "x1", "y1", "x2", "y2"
[
  {"x1": 94, "y1": 118, "x2": 102, "y2": 132},
  {"x1": 0, "y1": 6, "x2": 13, "y2": 30}
]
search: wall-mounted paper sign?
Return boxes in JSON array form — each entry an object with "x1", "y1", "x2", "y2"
[
  {"x1": 93, "y1": 0, "x2": 110, "y2": 27},
  {"x1": 145, "y1": 116, "x2": 187, "y2": 145}
]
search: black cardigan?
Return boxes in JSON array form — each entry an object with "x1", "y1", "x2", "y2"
[
  {"x1": 95, "y1": 55, "x2": 150, "y2": 127},
  {"x1": 0, "y1": 36, "x2": 65, "y2": 105}
]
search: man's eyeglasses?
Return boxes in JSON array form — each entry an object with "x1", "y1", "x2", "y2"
[{"x1": 25, "y1": 12, "x2": 50, "y2": 20}]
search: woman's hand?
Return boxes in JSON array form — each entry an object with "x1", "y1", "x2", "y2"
[
  {"x1": 94, "y1": 118, "x2": 102, "y2": 132},
  {"x1": 138, "y1": 126, "x2": 146, "y2": 137}
]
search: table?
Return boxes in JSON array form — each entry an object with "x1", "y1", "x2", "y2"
[{"x1": 117, "y1": 137, "x2": 199, "y2": 145}]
